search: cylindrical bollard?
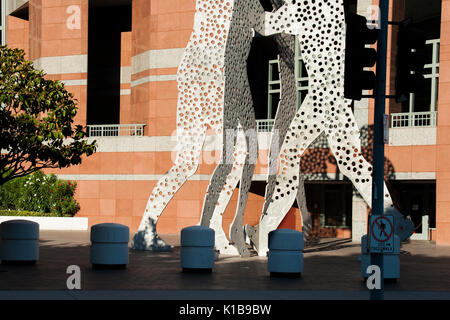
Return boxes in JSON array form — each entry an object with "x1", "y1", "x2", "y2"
[
  {"x1": 0, "y1": 220, "x2": 39, "y2": 265},
  {"x1": 268, "y1": 229, "x2": 304, "y2": 277},
  {"x1": 90, "y1": 223, "x2": 129, "y2": 269},
  {"x1": 180, "y1": 226, "x2": 215, "y2": 273},
  {"x1": 360, "y1": 234, "x2": 400, "y2": 280}
]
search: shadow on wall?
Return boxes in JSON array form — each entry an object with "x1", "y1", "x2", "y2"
[
  {"x1": 300, "y1": 124, "x2": 396, "y2": 181},
  {"x1": 228, "y1": 124, "x2": 399, "y2": 238}
]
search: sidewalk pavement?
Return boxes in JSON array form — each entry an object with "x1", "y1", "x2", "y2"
[{"x1": 0, "y1": 231, "x2": 449, "y2": 299}]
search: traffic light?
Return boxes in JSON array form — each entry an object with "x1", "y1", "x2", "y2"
[
  {"x1": 344, "y1": 13, "x2": 379, "y2": 101},
  {"x1": 395, "y1": 18, "x2": 427, "y2": 102}
]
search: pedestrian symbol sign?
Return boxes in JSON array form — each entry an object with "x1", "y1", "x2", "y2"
[{"x1": 369, "y1": 215, "x2": 394, "y2": 253}]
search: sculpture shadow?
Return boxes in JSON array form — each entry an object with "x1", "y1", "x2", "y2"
[
  {"x1": 303, "y1": 238, "x2": 359, "y2": 253},
  {"x1": 1, "y1": 238, "x2": 450, "y2": 293}
]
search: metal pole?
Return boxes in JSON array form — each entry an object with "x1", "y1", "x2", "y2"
[{"x1": 370, "y1": 0, "x2": 389, "y2": 301}]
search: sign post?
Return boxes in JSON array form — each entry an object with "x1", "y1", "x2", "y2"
[{"x1": 370, "y1": 0, "x2": 390, "y2": 301}]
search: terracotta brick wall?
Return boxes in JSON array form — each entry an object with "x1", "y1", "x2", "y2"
[
  {"x1": 436, "y1": 0, "x2": 450, "y2": 245},
  {"x1": 28, "y1": 0, "x2": 88, "y2": 126},
  {"x1": 6, "y1": 16, "x2": 29, "y2": 56},
  {"x1": 5, "y1": 0, "x2": 444, "y2": 241}
]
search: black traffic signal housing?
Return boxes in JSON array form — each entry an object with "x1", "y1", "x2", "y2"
[
  {"x1": 344, "y1": 13, "x2": 379, "y2": 101},
  {"x1": 395, "y1": 18, "x2": 427, "y2": 103}
]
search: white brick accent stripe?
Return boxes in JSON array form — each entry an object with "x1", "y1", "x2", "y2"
[
  {"x1": 56, "y1": 174, "x2": 269, "y2": 182},
  {"x1": 389, "y1": 127, "x2": 437, "y2": 146},
  {"x1": 131, "y1": 74, "x2": 178, "y2": 87},
  {"x1": 55, "y1": 172, "x2": 435, "y2": 182},
  {"x1": 86, "y1": 134, "x2": 274, "y2": 152},
  {"x1": 33, "y1": 55, "x2": 88, "y2": 75},
  {"x1": 121, "y1": 66, "x2": 131, "y2": 84},
  {"x1": 131, "y1": 48, "x2": 184, "y2": 75},
  {"x1": 61, "y1": 79, "x2": 87, "y2": 86},
  {"x1": 56, "y1": 174, "x2": 212, "y2": 181}
]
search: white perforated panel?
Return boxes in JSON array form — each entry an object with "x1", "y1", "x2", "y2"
[{"x1": 247, "y1": 0, "x2": 413, "y2": 256}]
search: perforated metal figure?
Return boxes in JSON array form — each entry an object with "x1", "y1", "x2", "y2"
[
  {"x1": 132, "y1": 0, "x2": 266, "y2": 253},
  {"x1": 198, "y1": 0, "x2": 265, "y2": 257},
  {"x1": 199, "y1": 0, "x2": 313, "y2": 257},
  {"x1": 246, "y1": 0, "x2": 414, "y2": 256},
  {"x1": 132, "y1": 0, "x2": 238, "y2": 251}
]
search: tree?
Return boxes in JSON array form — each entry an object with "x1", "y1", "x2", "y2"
[{"x1": 0, "y1": 46, "x2": 96, "y2": 185}]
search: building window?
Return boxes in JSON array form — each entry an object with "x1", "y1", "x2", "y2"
[
  {"x1": 391, "y1": 0, "x2": 441, "y2": 128},
  {"x1": 391, "y1": 39, "x2": 440, "y2": 128},
  {"x1": 320, "y1": 183, "x2": 352, "y2": 228},
  {"x1": 389, "y1": 181, "x2": 436, "y2": 231},
  {"x1": 87, "y1": 1, "x2": 131, "y2": 126},
  {"x1": 267, "y1": 38, "x2": 309, "y2": 118}
]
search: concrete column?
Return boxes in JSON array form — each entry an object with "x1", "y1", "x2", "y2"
[{"x1": 352, "y1": 188, "x2": 368, "y2": 243}]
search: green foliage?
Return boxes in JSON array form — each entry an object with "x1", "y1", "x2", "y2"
[
  {"x1": 0, "y1": 171, "x2": 79, "y2": 217},
  {"x1": 0, "y1": 45, "x2": 96, "y2": 185},
  {"x1": 0, "y1": 210, "x2": 71, "y2": 217}
]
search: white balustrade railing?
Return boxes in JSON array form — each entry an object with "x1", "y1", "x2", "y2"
[
  {"x1": 87, "y1": 124, "x2": 146, "y2": 137},
  {"x1": 391, "y1": 111, "x2": 437, "y2": 128},
  {"x1": 256, "y1": 119, "x2": 275, "y2": 132}
]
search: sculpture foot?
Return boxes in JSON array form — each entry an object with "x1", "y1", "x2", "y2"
[
  {"x1": 245, "y1": 224, "x2": 260, "y2": 253},
  {"x1": 384, "y1": 207, "x2": 415, "y2": 242},
  {"x1": 237, "y1": 246, "x2": 251, "y2": 258},
  {"x1": 131, "y1": 231, "x2": 173, "y2": 252},
  {"x1": 216, "y1": 243, "x2": 239, "y2": 255},
  {"x1": 213, "y1": 232, "x2": 240, "y2": 255}
]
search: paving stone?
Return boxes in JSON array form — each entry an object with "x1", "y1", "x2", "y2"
[{"x1": 0, "y1": 231, "x2": 449, "y2": 292}]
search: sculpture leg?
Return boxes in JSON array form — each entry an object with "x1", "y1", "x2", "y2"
[
  {"x1": 326, "y1": 114, "x2": 414, "y2": 241},
  {"x1": 229, "y1": 95, "x2": 258, "y2": 257},
  {"x1": 261, "y1": 32, "x2": 301, "y2": 237},
  {"x1": 247, "y1": 104, "x2": 323, "y2": 256},
  {"x1": 229, "y1": 138, "x2": 255, "y2": 257},
  {"x1": 132, "y1": 128, "x2": 207, "y2": 251},
  {"x1": 295, "y1": 172, "x2": 312, "y2": 238},
  {"x1": 206, "y1": 130, "x2": 246, "y2": 255},
  {"x1": 200, "y1": 121, "x2": 238, "y2": 228}
]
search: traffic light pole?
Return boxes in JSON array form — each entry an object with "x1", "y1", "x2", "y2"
[{"x1": 370, "y1": 0, "x2": 389, "y2": 301}]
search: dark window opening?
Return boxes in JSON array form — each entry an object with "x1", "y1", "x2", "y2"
[
  {"x1": 389, "y1": 181, "x2": 436, "y2": 232},
  {"x1": 401, "y1": 0, "x2": 442, "y2": 113},
  {"x1": 320, "y1": 183, "x2": 353, "y2": 228},
  {"x1": 87, "y1": 1, "x2": 131, "y2": 125},
  {"x1": 247, "y1": 35, "x2": 279, "y2": 120}
]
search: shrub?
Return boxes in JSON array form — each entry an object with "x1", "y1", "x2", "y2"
[
  {"x1": 0, "y1": 171, "x2": 79, "y2": 217},
  {"x1": 0, "y1": 45, "x2": 96, "y2": 186},
  {"x1": 0, "y1": 176, "x2": 23, "y2": 210}
]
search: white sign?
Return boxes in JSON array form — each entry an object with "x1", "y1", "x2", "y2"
[
  {"x1": 383, "y1": 114, "x2": 389, "y2": 144},
  {"x1": 369, "y1": 215, "x2": 394, "y2": 253}
]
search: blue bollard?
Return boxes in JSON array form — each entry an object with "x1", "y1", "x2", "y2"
[
  {"x1": 90, "y1": 223, "x2": 129, "y2": 269},
  {"x1": 268, "y1": 229, "x2": 304, "y2": 277},
  {"x1": 0, "y1": 220, "x2": 39, "y2": 265},
  {"x1": 180, "y1": 226, "x2": 215, "y2": 273},
  {"x1": 360, "y1": 234, "x2": 400, "y2": 280}
]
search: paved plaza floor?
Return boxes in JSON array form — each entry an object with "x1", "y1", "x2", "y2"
[{"x1": 1, "y1": 231, "x2": 450, "y2": 300}]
